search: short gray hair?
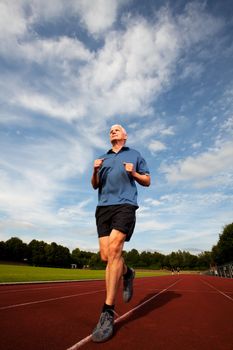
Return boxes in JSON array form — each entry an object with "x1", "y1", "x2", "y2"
[{"x1": 110, "y1": 124, "x2": 127, "y2": 138}]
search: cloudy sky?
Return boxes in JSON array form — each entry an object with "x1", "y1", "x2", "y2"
[{"x1": 0, "y1": 0, "x2": 233, "y2": 255}]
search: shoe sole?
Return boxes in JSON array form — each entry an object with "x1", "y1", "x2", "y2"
[{"x1": 92, "y1": 330, "x2": 113, "y2": 343}]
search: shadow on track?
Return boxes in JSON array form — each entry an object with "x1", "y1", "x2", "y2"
[{"x1": 115, "y1": 290, "x2": 181, "y2": 334}]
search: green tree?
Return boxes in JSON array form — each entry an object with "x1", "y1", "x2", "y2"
[
  {"x1": 0, "y1": 241, "x2": 6, "y2": 260},
  {"x1": 89, "y1": 252, "x2": 106, "y2": 269},
  {"x1": 211, "y1": 244, "x2": 219, "y2": 265},
  {"x1": 72, "y1": 249, "x2": 95, "y2": 268},
  {"x1": 212, "y1": 223, "x2": 233, "y2": 265},
  {"x1": 71, "y1": 248, "x2": 83, "y2": 268},
  {"x1": 151, "y1": 252, "x2": 164, "y2": 269},
  {"x1": 125, "y1": 249, "x2": 140, "y2": 267},
  {"x1": 197, "y1": 251, "x2": 212, "y2": 269},
  {"x1": 28, "y1": 239, "x2": 48, "y2": 266},
  {"x1": 56, "y1": 245, "x2": 71, "y2": 267},
  {"x1": 5, "y1": 237, "x2": 27, "y2": 262},
  {"x1": 167, "y1": 252, "x2": 181, "y2": 269},
  {"x1": 139, "y1": 251, "x2": 153, "y2": 267},
  {"x1": 45, "y1": 242, "x2": 71, "y2": 267}
]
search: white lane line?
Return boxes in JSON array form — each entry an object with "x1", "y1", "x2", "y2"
[
  {"x1": 0, "y1": 281, "x2": 104, "y2": 294},
  {"x1": 201, "y1": 279, "x2": 233, "y2": 302},
  {"x1": 66, "y1": 278, "x2": 182, "y2": 350},
  {"x1": 0, "y1": 289, "x2": 105, "y2": 311},
  {"x1": 114, "y1": 279, "x2": 182, "y2": 324},
  {"x1": 136, "y1": 287, "x2": 221, "y2": 294},
  {"x1": 67, "y1": 335, "x2": 93, "y2": 350}
]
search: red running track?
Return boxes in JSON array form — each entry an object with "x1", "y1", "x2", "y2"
[{"x1": 0, "y1": 274, "x2": 233, "y2": 350}]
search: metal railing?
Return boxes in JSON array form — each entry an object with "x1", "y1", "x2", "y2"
[{"x1": 216, "y1": 262, "x2": 233, "y2": 278}]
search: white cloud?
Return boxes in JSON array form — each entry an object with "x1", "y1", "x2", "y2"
[
  {"x1": 0, "y1": 0, "x2": 126, "y2": 42},
  {"x1": 73, "y1": 0, "x2": 124, "y2": 35},
  {"x1": 176, "y1": 2, "x2": 224, "y2": 46},
  {"x1": 136, "y1": 219, "x2": 172, "y2": 232},
  {"x1": 29, "y1": 0, "x2": 68, "y2": 22},
  {"x1": 14, "y1": 91, "x2": 87, "y2": 121},
  {"x1": 58, "y1": 199, "x2": 93, "y2": 222},
  {"x1": 179, "y1": 62, "x2": 204, "y2": 80},
  {"x1": 149, "y1": 140, "x2": 166, "y2": 153},
  {"x1": 193, "y1": 173, "x2": 233, "y2": 189},
  {"x1": 126, "y1": 120, "x2": 174, "y2": 149},
  {"x1": 0, "y1": 133, "x2": 93, "y2": 225},
  {"x1": 162, "y1": 141, "x2": 233, "y2": 183},
  {"x1": 0, "y1": 1, "x2": 231, "y2": 254},
  {"x1": 192, "y1": 142, "x2": 202, "y2": 149},
  {"x1": 0, "y1": 1, "x2": 225, "y2": 129},
  {"x1": 144, "y1": 198, "x2": 161, "y2": 206},
  {"x1": 160, "y1": 126, "x2": 174, "y2": 136},
  {"x1": 22, "y1": 36, "x2": 93, "y2": 64},
  {"x1": 132, "y1": 191, "x2": 233, "y2": 253},
  {"x1": 0, "y1": 1, "x2": 27, "y2": 40},
  {"x1": 221, "y1": 115, "x2": 233, "y2": 134}
]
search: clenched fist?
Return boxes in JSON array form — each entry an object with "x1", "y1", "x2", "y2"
[
  {"x1": 123, "y1": 162, "x2": 134, "y2": 174},
  {"x1": 94, "y1": 158, "x2": 105, "y2": 173}
]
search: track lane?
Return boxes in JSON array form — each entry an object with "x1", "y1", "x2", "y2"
[
  {"x1": 0, "y1": 280, "x2": 105, "y2": 308},
  {"x1": 0, "y1": 275, "x2": 232, "y2": 350},
  {"x1": 66, "y1": 278, "x2": 183, "y2": 349},
  {"x1": 79, "y1": 275, "x2": 233, "y2": 350}
]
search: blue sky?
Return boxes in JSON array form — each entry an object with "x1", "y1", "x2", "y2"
[{"x1": 0, "y1": 0, "x2": 233, "y2": 255}]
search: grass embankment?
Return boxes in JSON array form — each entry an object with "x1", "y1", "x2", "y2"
[{"x1": 0, "y1": 264, "x2": 170, "y2": 283}]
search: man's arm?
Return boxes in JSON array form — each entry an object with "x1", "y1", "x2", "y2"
[
  {"x1": 132, "y1": 172, "x2": 151, "y2": 187},
  {"x1": 91, "y1": 158, "x2": 104, "y2": 189},
  {"x1": 123, "y1": 162, "x2": 151, "y2": 187}
]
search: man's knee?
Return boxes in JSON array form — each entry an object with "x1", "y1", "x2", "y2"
[
  {"x1": 99, "y1": 246, "x2": 120, "y2": 263},
  {"x1": 108, "y1": 240, "x2": 123, "y2": 261},
  {"x1": 100, "y1": 251, "x2": 108, "y2": 262}
]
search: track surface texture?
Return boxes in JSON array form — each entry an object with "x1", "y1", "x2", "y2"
[{"x1": 0, "y1": 274, "x2": 232, "y2": 350}]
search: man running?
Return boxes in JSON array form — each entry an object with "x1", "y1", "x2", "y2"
[{"x1": 91, "y1": 124, "x2": 151, "y2": 342}]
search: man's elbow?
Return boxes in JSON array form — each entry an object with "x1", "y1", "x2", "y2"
[
  {"x1": 139, "y1": 175, "x2": 151, "y2": 187},
  {"x1": 92, "y1": 183, "x2": 99, "y2": 190},
  {"x1": 91, "y1": 180, "x2": 99, "y2": 190},
  {"x1": 141, "y1": 179, "x2": 150, "y2": 187},
  {"x1": 145, "y1": 175, "x2": 151, "y2": 187}
]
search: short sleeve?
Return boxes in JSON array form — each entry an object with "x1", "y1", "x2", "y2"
[{"x1": 137, "y1": 154, "x2": 150, "y2": 175}]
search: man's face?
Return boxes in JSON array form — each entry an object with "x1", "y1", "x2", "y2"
[{"x1": 109, "y1": 125, "x2": 127, "y2": 143}]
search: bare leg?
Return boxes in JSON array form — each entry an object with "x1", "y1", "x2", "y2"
[
  {"x1": 99, "y1": 229, "x2": 127, "y2": 305},
  {"x1": 92, "y1": 231, "x2": 129, "y2": 342}
]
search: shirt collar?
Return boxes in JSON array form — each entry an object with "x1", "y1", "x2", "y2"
[{"x1": 107, "y1": 146, "x2": 129, "y2": 154}]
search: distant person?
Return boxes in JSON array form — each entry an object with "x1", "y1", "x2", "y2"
[{"x1": 91, "y1": 124, "x2": 151, "y2": 342}]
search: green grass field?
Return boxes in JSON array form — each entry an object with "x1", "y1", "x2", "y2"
[{"x1": 0, "y1": 264, "x2": 171, "y2": 283}]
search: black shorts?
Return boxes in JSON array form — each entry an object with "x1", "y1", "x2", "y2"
[{"x1": 95, "y1": 204, "x2": 137, "y2": 242}]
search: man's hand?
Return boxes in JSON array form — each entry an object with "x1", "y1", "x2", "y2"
[
  {"x1": 92, "y1": 158, "x2": 105, "y2": 189},
  {"x1": 123, "y1": 162, "x2": 135, "y2": 174},
  {"x1": 94, "y1": 158, "x2": 105, "y2": 173},
  {"x1": 124, "y1": 162, "x2": 150, "y2": 186}
]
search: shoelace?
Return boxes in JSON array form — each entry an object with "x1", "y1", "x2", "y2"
[
  {"x1": 100, "y1": 310, "x2": 120, "y2": 326},
  {"x1": 101, "y1": 312, "x2": 111, "y2": 325}
]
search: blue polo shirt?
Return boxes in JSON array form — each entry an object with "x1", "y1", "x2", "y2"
[{"x1": 97, "y1": 147, "x2": 150, "y2": 207}]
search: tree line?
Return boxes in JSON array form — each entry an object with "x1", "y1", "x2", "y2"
[{"x1": 0, "y1": 222, "x2": 232, "y2": 270}]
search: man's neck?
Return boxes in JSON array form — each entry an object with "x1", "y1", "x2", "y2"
[{"x1": 111, "y1": 141, "x2": 125, "y2": 153}]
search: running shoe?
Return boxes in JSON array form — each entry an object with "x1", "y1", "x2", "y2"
[
  {"x1": 123, "y1": 268, "x2": 135, "y2": 303},
  {"x1": 92, "y1": 311, "x2": 114, "y2": 343}
]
